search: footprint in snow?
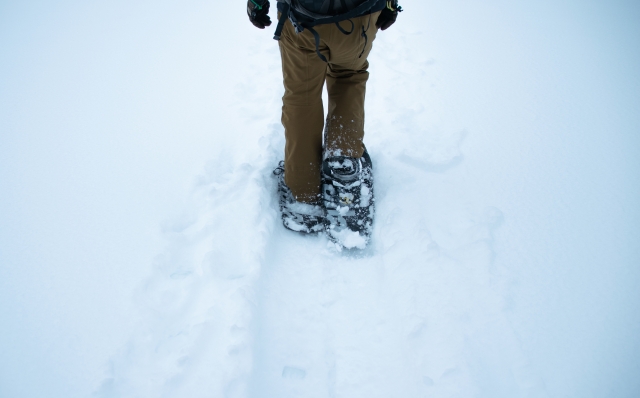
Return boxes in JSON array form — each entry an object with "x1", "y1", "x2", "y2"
[{"x1": 282, "y1": 366, "x2": 307, "y2": 380}]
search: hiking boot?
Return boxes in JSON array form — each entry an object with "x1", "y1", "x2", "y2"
[
  {"x1": 273, "y1": 161, "x2": 325, "y2": 234},
  {"x1": 322, "y1": 148, "x2": 374, "y2": 248}
]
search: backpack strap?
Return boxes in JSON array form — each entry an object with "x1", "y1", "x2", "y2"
[
  {"x1": 335, "y1": 19, "x2": 355, "y2": 35},
  {"x1": 273, "y1": 2, "x2": 290, "y2": 40},
  {"x1": 307, "y1": 26, "x2": 328, "y2": 62},
  {"x1": 274, "y1": 0, "x2": 384, "y2": 62}
]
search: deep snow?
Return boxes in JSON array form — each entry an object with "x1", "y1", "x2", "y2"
[{"x1": 1, "y1": 1, "x2": 639, "y2": 397}]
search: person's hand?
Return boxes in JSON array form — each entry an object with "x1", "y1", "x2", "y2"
[
  {"x1": 247, "y1": 0, "x2": 272, "y2": 29},
  {"x1": 376, "y1": 0, "x2": 402, "y2": 31}
]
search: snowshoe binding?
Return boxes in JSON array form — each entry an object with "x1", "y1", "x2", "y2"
[
  {"x1": 273, "y1": 161, "x2": 325, "y2": 234},
  {"x1": 322, "y1": 148, "x2": 375, "y2": 249}
]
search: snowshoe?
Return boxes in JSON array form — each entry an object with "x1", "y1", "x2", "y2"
[
  {"x1": 322, "y1": 148, "x2": 375, "y2": 249},
  {"x1": 273, "y1": 161, "x2": 325, "y2": 234}
]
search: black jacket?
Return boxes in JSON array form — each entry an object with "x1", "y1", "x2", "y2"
[{"x1": 277, "y1": 0, "x2": 386, "y2": 22}]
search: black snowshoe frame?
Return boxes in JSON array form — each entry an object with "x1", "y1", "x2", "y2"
[
  {"x1": 322, "y1": 149, "x2": 375, "y2": 245},
  {"x1": 273, "y1": 161, "x2": 325, "y2": 234},
  {"x1": 273, "y1": 151, "x2": 375, "y2": 248}
]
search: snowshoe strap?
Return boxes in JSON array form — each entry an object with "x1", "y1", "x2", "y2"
[{"x1": 273, "y1": 160, "x2": 285, "y2": 175}]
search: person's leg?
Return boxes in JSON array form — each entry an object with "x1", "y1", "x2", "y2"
[
  {"x1": 324, "y1": 12, "x2": 380, "y2": 158},
  {"x1": 279, "y1": 19, "x2": 329, "y2": 204}
]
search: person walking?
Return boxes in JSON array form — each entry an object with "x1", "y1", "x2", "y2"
[{"x1": 247, "y1": 0, "x2": 402, "y2": 248}]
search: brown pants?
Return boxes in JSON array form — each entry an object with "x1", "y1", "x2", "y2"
[{"x1": 279, "y1": 12, "x2": 380, "y2": 204}]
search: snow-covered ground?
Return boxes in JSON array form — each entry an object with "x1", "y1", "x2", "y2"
[{"x1": 1, "y1": 1, "x2": 639, "y2": 397}]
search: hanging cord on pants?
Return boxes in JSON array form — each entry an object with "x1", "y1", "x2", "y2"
[
  {"x1": 358, "y1": 14, "x2": 373, "y2": 58},
  {"x1": 273, "y1": 0, "x2": 384, "y2": 62}
]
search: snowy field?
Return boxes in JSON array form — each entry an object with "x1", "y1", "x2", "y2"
[{"x1": 1, "y1": 1, "x2": 639, "y2": 397}]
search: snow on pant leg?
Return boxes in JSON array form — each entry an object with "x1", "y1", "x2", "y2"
[
  {"x1": 278, "y1": 18, "x2": 328, "y2": 204},
  {"x1": 324, "y1": 12, "x2": 380, "y2": 158}
]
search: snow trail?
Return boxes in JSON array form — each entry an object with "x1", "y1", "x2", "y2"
[
  {"x1": 246, "y1": 128, "x2": 547, "y2": 397},
  {"x1": 96, "y1": 146, "x2": 278, "y2": 397},
  {"x1": 1, "y1": 1, "x2": 638, "y2": 397},
  {"x1": 94, "y1": 2, "x2": 638, "y2": 397},
  {"x1": 98, "y1": 118, "x2": 545, "y2": 397}
]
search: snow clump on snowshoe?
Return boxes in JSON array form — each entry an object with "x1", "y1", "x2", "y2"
[
  {"x1": 274, "y1": 161, "x2": 325, "y2": 234},
  {"x1": 322, "y1": 148, "x2": 374, "y2": 249}
]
